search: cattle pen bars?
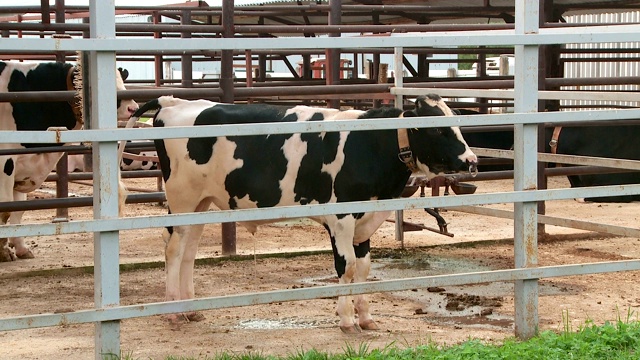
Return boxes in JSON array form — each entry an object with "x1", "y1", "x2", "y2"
[{"x1": 1, "y1": 1, "x2": 640, "y2": 358}]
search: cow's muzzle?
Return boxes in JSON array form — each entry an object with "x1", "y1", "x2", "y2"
[{"x1": 467, "y1": 160, "x2": 478, "y2": 177}]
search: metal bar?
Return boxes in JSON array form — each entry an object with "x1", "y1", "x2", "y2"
[
  {"x1": 449, "y1": 205, "x2": 640, "y2": 238},
  {"x1": 472, "y1": 147, "x2": 640, "y2": 171},
  {"x1": 220, "y1": 0, "x2": 236, "y2": 256},
  {"x1": 393, "y1": 46, "x2": 405, "y2": 246},
  {"x1": 1, "y1": 25, "x2": 639, "y2": 51},
  {"x1": 89, "y1": 2, "x2": 120, "y2": 357},
  {"x1": 392, "y1": 88, "x2": 640, "y2": 102},
  {"x1": 6, "y1": 109, "x2": 640, "y2": 145},
  {"x1": 513, "y1": 0, "x2": 539, "y2": 340},
  {"x1": 2, "y1": 259, "x2": 640, "y2": 332},
  {"x1": 1, "y1": 184, "x2": 640, "y2": 239}
]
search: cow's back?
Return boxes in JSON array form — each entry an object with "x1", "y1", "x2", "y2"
[
  {"x1": 154, "y1": 99, "x2": 357, "y2": 211},
  {"x1": 556, "y1": 125, "x2": 640, "y2": 202}
]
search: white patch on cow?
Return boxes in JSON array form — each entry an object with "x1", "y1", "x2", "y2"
[
  {"x1": 353, "y1": 211, "x2": 391, "y2": 244},
  {"x1": 278, "y1": 133, "x2": 307, "y2": 205},
  {"x1": 435, "y1": 101, "x2": 478, "y2": 167},
  {"x1": 286, "y1": 106, "x2": 342, "y2": 123},
  {"x1": 320, "y1": 132, "x2": 349, "y2": 203}
]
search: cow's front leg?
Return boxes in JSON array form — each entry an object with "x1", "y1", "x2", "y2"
[
  {"x1": 353, "y1": 239, "x2": 378, "y2": 330},
  {"x1": 8, "y1": 192, "x2": 34, "y2": 259},
  {"x1": 326, "y1": 217, "x2": 359, "y2": 333}
]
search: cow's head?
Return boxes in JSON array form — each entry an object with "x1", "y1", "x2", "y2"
[
  {"x1": 116, "y1": 67, "x2": 138, "y2": 120},
  {"x1": 401, "y1": 94, "x2": 478, "y2": 179},
  {"x1": 68, "y1": 65, "x2": 139, "y2": 124}
]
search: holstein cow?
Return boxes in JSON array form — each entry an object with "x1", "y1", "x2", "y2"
[
  {"x1": 548, "y1": 125, "x2": 640, "y2": 202},
  {"x1": 459, "y1": 118, "x2": 640, "y2": 202},
  {"x1": 128, "y1": 94, "x2": 478, "y2": 332},
  {"x1": 0, "y1": 61, "x2": 138, "y2": 261}
]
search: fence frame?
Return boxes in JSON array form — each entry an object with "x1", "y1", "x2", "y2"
[{"x1": 1, "y1": 1, "x2": 640, "y2": 358}]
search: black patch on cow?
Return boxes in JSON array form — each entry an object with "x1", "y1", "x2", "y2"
[
  {"x1": 153, "y1": 119, "x2": 172, "y2": 183},
  {"x1": 354, "y1": 239, "x2": 370, "y2": 259},
  {"x1": 332, "y1": 107, "x2": 411, "y2": 206},
  {"x1": 326, "y1": 224, "x2": 346, "y2": 278},
  {"x1": 554, "y1": 125, "x2": 640, "y2": 202},
  {"x1": 184, "y1": 104, "x2": 298, "y2": 208},
  {"x1": 6, "y1": 62, "x2": 78, "y2": 147},
  {"x1": 0, "y1": 62, "x2": 6, "y2": 77},
  {"x1": 122, "y1": 158, "x2": 134, "y2": 166},
  {"x1": 294, "y1": 130, "x2": 338, "y2": 205},
  {"x1": 165, "y1": 209, "x2": 174, "y2": 235},
  {"x1": 3, "y1": 158, "x2": 14, "y2": 176}
]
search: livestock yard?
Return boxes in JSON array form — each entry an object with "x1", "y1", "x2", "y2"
[
  {"x1": 2, "y1": 176, "x2": 640, "y2": 359},
  {"x1": 1, "y1": 1, "x2": 640, "y2": 359}
]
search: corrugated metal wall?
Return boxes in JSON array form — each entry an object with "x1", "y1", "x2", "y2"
[{"x1": 563, "y1": 11, "x2": 640, "y2": 109}]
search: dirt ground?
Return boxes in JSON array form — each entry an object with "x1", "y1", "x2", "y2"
[{"x1": 1, "y1": 175, "x2": 640, "y2": 360}]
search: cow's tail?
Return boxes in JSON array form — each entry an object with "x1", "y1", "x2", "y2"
[
  {"x1": 117, "y1": 98, "x2": 163, "y2": 217},
  {"x1": 117, "y1": 98, "x2": 162, "y2": 162}
]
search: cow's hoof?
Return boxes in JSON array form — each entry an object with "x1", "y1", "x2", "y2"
[
  {"x1": 340, "y1": 324, "x2": 362, "y2": 334},
  {"x1": 185, "y1": 312, "x2": 205, "y2": 322},
  {"x1": 16, "y1": 249, "x2": 35, "y2": 259},
  {"x1": 359, "y1": 320, "x2": 379, "y2": 331},
  {"x1": 166, "y1": 314, "x2": 185, "y2": 330}
]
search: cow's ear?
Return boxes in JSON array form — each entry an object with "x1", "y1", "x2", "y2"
[
  {"x1": 413, "y1": 95, "x2": 427, "y2": 111},
  {"x1": 118, "y1": 67, "x2": 130, "y2": 81}
]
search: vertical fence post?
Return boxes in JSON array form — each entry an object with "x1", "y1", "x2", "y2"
[
  {"x1": 513, "y1": 0, "x2": 540, "y2": 340},
  {"x1": 220, "y1": 0, "x2": 237, "y2": 255},
  {"x1": 89, "y1": 0, "x2": 121, "y2": 358},
  {"x1": 393, "y1": 47, "x2": 405, "y2": 247}
]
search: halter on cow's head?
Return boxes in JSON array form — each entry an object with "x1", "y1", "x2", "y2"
[{"x1": 398, "y1": 94, "x2": 478, "y2": 179}]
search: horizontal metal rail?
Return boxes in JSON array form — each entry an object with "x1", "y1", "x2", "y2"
[
  {"x1": 2, "y1": 259, "x2": 639, "y2": 332},
  {"x1": 0, "y1": 24, "x2": 638, "y2": 52},
  {"x1": 1, "y1": 184, "x2": 639, "y2": 239},
  {"x1": 3, "y1": 109, "x2": 640, "y2": 145},
  {"x1": 450, "y1": 205, "x2": 640, "y2": 238},
  {"x1": 393, "y1": 87, "x2": 640, "y2": 102},
  {"x1": 472, "y1": 147, "x2": 640, "y2": 171}
]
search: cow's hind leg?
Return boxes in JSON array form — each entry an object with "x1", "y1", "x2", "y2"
[
  {"x1": 327, "y1": 217, "x2": 360, "y2": 333},
  {"x1": 0, "y1": 157, "x2": 15, "y2": 262},
  {"x1": 163, "y1": 199, "x2": 210, "y2": 328},
  {"x1": 353, "y1": 239, "x2": 378, "y2": 330},
  {"x1": 179, "y1": 222, "x2": 206, "y2": 322},
  {"x1": 0, "y1": 238, "x2": 15, "y2": 262},
  {"x1": 8, "y1": 192, "x2": 34, "y2": 259}
]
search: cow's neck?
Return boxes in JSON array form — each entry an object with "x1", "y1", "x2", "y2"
[
  {"x1": 65, "y1": 66, "x2": 83, "y2": 127},
  {"x1": 397, "y1": 128, "x2": 418, "y2": 172}
]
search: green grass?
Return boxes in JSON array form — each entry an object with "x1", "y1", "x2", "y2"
[{"x1": 119, "y1": 310, "x2": 640, "y2": 360}]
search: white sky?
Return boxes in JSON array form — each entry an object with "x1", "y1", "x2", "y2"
[{"x1": 8, "y1": 1, "x2": 260, "y2": 5}]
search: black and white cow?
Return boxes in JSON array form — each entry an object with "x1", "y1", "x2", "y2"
[
  {"x1": 548, "y1": 125, "x2": 640, "y2": 203},
  {"x1": 460, "y1": 120, "x2": 640, "y2": 203},
  {"x1": 128, "y1": 94, "x2": 478, "y2": 332},
  {"x1": 0, "y1": 61, "x2": 138, "y2": 261}
]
